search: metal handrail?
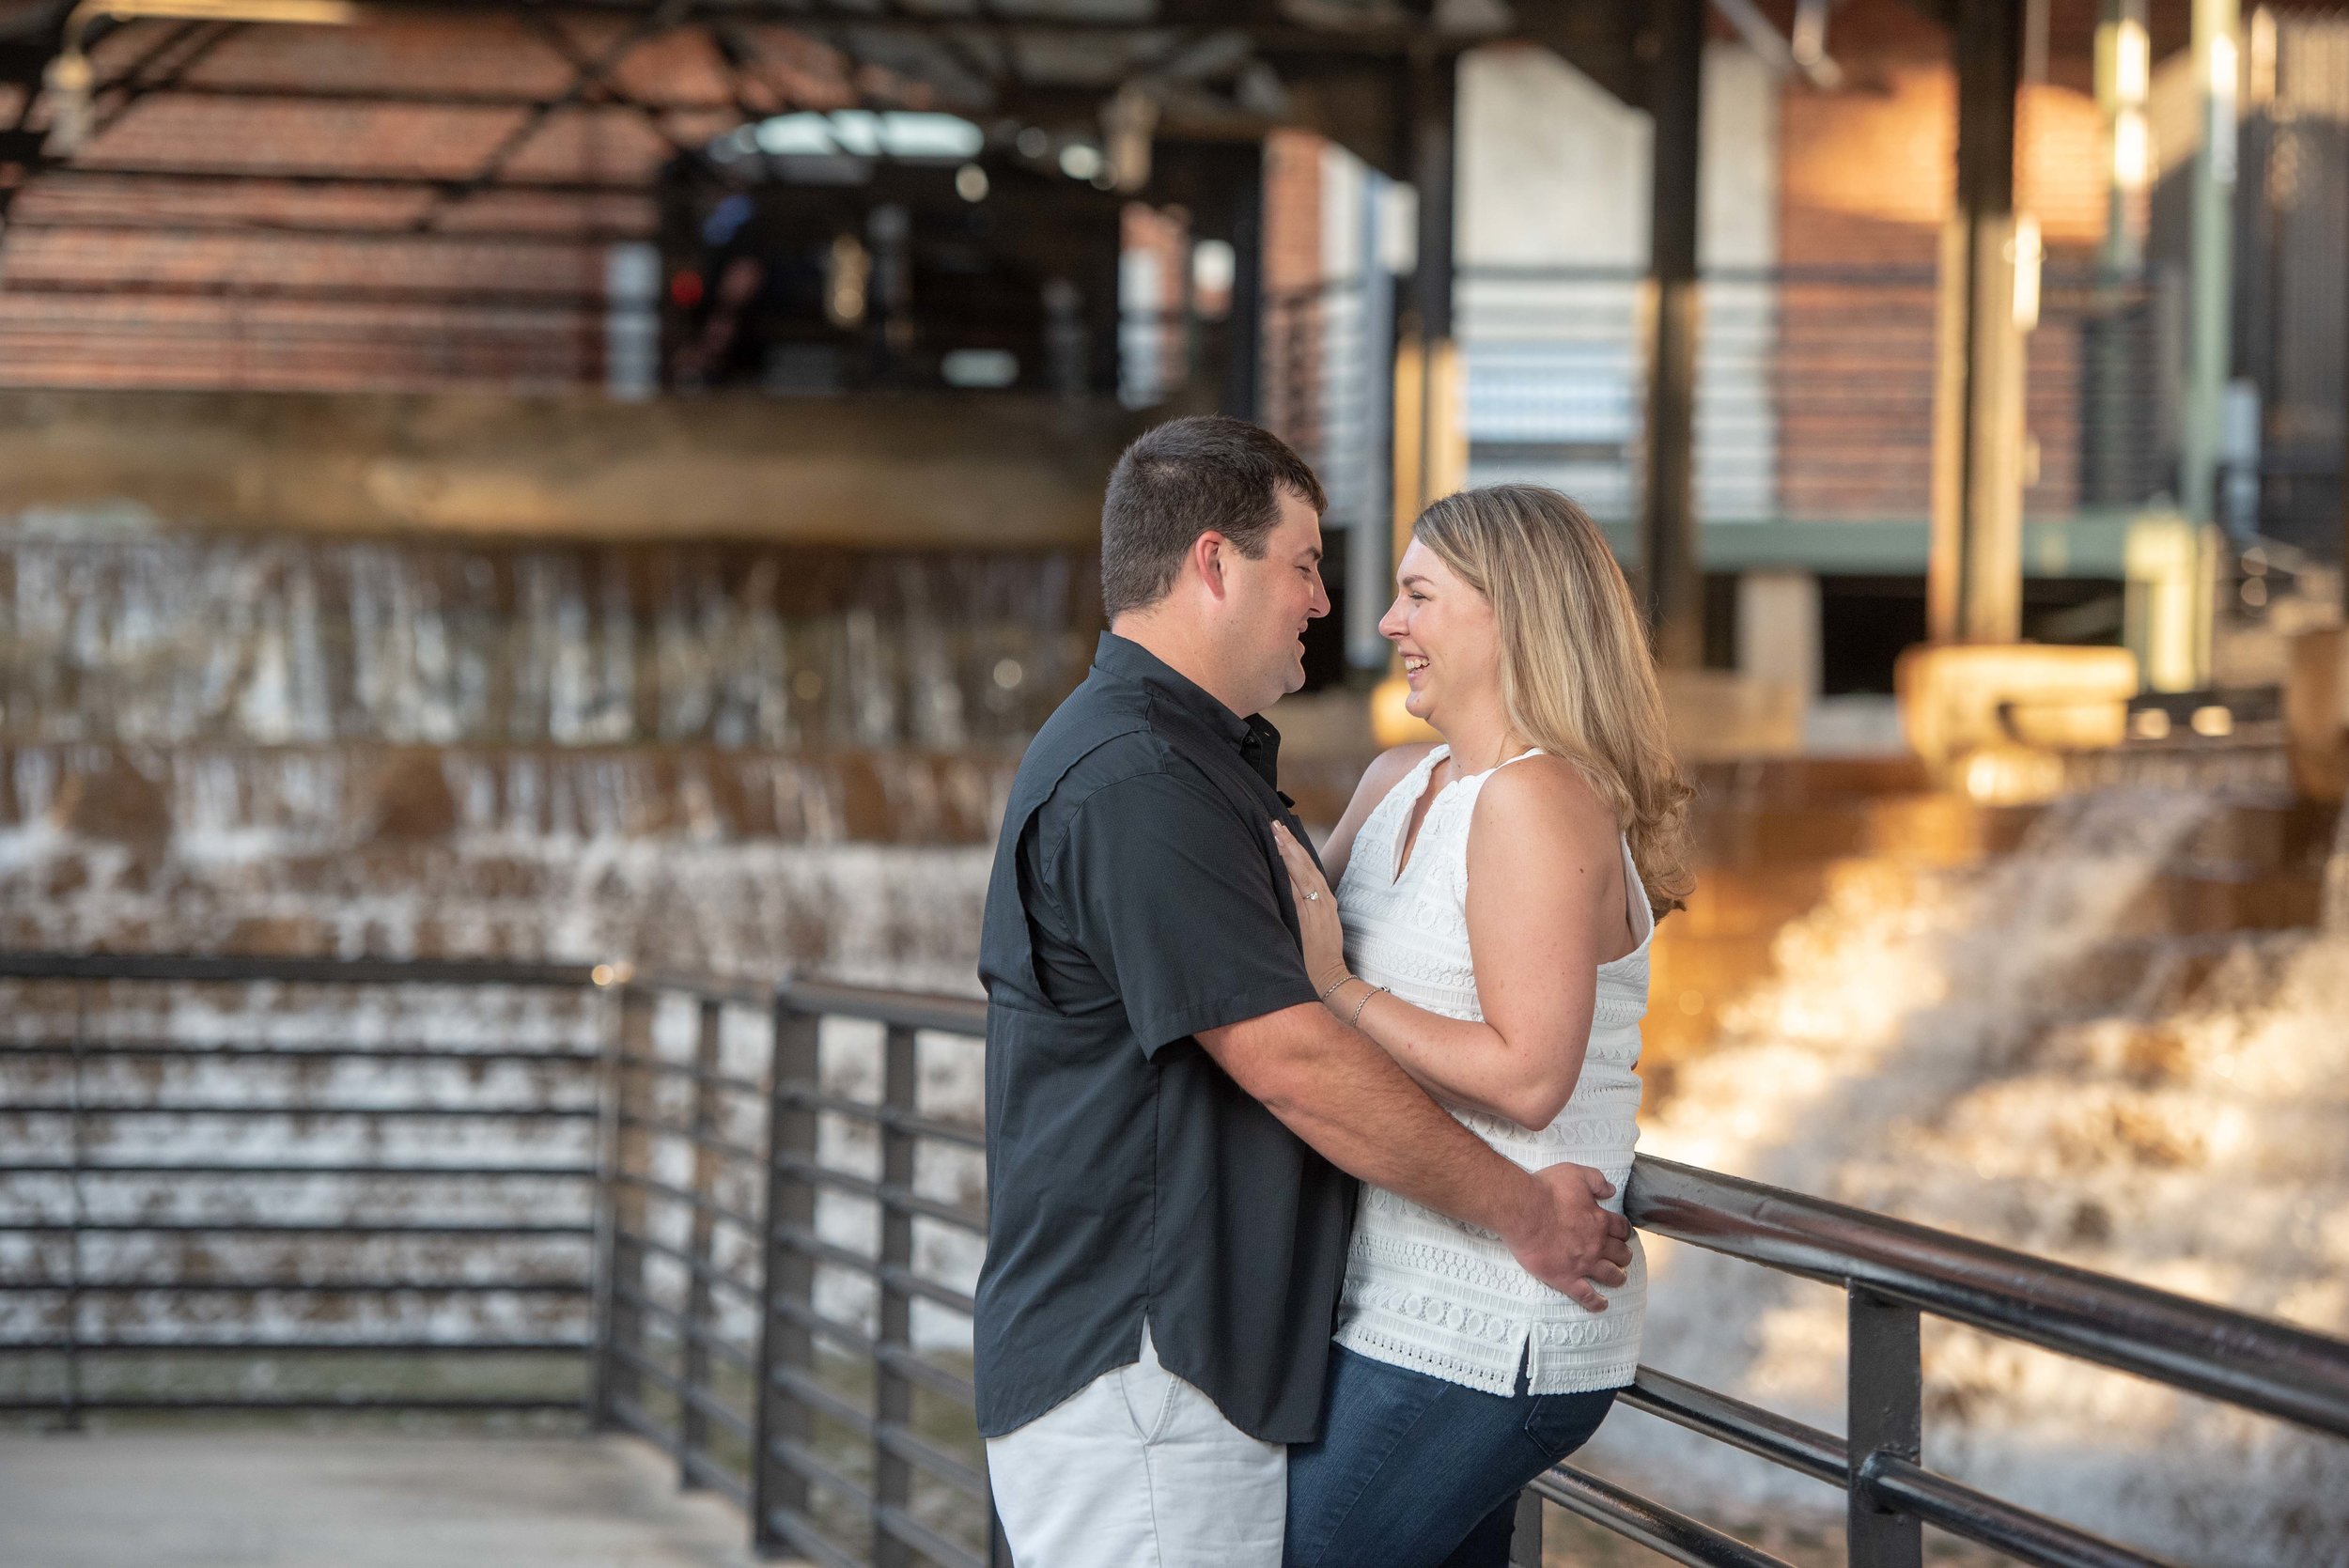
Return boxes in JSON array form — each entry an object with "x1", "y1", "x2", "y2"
[
  {"x1": 743, "y1": 979, "x2": 2349, "y2": 1568},
  {"x1": 1630, "y1": 1157, "x2": 2349, "y2": 1441},
  {"x1": 4, "y1": 954, "x2": 2343, "y2": 1568},
  {"x1": 0, "y1": 954, "x2": 613, "y2": 1423}
]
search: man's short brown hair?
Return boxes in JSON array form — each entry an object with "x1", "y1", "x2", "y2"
[{"x1": 1099, "y1": 416, "x2": 1328, "y2": 619}]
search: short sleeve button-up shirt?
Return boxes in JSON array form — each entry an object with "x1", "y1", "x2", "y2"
[{"x1": 972, "y1": 632, "x2": 1355, "y2": 1443}]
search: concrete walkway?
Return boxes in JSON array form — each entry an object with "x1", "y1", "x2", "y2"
[{"x1": 0, "y1": 1431, "x2": 781, "y2": 1568}]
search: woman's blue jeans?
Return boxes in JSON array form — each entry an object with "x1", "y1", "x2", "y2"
[{"x1": 1284, "y1": 1345, "x2": 1617, "y2": 1568}]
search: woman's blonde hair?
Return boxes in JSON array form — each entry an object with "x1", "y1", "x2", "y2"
[{"x1": 1411, "y1": 483, "x2": 1695, "y2": 914}]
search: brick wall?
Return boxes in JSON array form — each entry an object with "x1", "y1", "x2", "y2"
[
  {"x1": 1773, "y1": 0, "x2": 2133, "y2": 522},
  {"x1": 0, "y1": 14, "x2": 866, "y2": 393}
]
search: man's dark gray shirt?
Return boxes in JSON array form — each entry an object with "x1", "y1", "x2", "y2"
[{"x1": 973, "y1": 631, "x2": 1355, "y2": 1443}]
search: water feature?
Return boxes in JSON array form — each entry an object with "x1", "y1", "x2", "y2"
[
  {"x1": 3, "y1": 524, "x2": 2341, "y2": 1561},
  {"x1": 1594, "y1": 788, "x2": 2349, "y2": 1566},
  {"x1": 0, "y1": 526, "x2": 1094, "y2": 752}
]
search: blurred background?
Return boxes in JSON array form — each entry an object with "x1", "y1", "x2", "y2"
[{"x1": 0, "y1": 0, "x2": 2343, "y2": 1562}]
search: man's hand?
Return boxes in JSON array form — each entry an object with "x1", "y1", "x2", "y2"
[{"x1": 1496, "y1": 1163, "x2": 1632, "y2": 1312}]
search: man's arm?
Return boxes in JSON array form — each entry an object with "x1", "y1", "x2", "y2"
[{"x1": 1197, "y1": 1004, "x2": 1629, "y2": 1311}]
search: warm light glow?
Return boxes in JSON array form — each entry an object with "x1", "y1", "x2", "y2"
[
  {"x1": 2113, "y1": 109, "x2": 2151, "y2": 192},
  {"x1": 2190, "y1": 705, "x2": 2234, "y2": 737},
  {"x1": 2210, "y1": 32, "x2": 2239, "y2": 100},
  {"x1": 2011, "y1": 214, "x2": 2043, "y2": 331},
  {"x1": 1959, "y1": 743, "x2": 2067, "y2": 803},
  {"x1": 2115, "y1": 20, "x2": 2151, "y2": 104}
]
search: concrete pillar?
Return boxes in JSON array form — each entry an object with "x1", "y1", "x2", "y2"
[
  {"x1": 2180, "y1": 0, "x2": 2242, "y2": 527},
  {"x1": 1347, "y1": 163, "x2": 1399, "y2": 673},
  {"x1": 603, "y1": 242, "x2": 660, "y2": 400},
  {"x1": 1928, "y1": 0, "x2": 2030, "y2": 645},
  {"x1": 1375, "y1": 54, "x2": 1465, "y2": 746},
  {"x1": 1736, "y1": 568, "x2": 1821, "y2": 702},
  {"x1": 1643, "y1": 0, "x2": 1706, "y2": 671},
  {"x1": 1392, "y1": 52, "x2": 1466, "y2": 546}
]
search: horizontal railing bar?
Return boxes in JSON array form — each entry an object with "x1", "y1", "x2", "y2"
[
  {"x1": 1622, "y1": 1365, "x2": 1846, "y2": 1485},
  {"x1": 618, "y1": 1232, "x2": 764, "y2": 1306},
  {"x1": 0, "y1": 1043, "x2": 601, "y2": 1064},
  {"x1": 604, "y1": 1389, "x2": 666, "y2": 1445},
  {"x1": 772, "y1": 1362, "x2": 875, "y2": 1435},
  {"x1": 614, "y1": 1172, "x2": 761, "y2": 1234},
  {"x1": 769, "y1": 1433, "x2": 873, "y2": 1511},
  {"x1": 607, "y1": 1284, "x2": 758, "y2": 1375},
  {"x1": 608, "y1": 1342, "x2": 756, "y2": 1443},
  {"x1": 617, "y1": 1111, "x2": 765, "y2": 1166},
  {"x1": 0, "y1": 1279, "x2": 586, "y2": 1295},
  {"x1": 0, "y1": 1394, "x2": 584, "y2": 1413},
  {"x1": 1630, "y1": 1156, "x2": 2349, "y2": 1439},
  {"x1": 0, "y1": 1160, "x2": 596, "y2": 1179},
  {"x1": 0, "y1": 1220, "x2": 594, "y2": 1237},
  {"x1": 775, "y1": 1087, "x2": 986, "y2": 1152},
  {"x1": 769, "y1": 1294, "x2": 879, "y2": 1358},
  {"x1": 0, "y1": 1338, "x2": 587, "y2": 1355},
  {"x1": 620, "y1": 1057, "x2": 767, "y2": 1097},
  {"x1": 773, "y1": 1156, "x2": 986, "y2": 1234},
  {"x1": 680, "y1": 1445, "x2": 753, "y2": 1509},
  {"x1": 0, "y1": 954, "x2": 603, "y2": 987},
  {"x1": 784, "y1": 980, "x2": 988, "y2": 1036},
  {"x1": 1530, "y1": 1466, "x2": 1799, "y2": 1568},
  {"x1": 1863, "y1": 1454, "x2": 2178, "y2": 1568},
  {"x1": 877, "y1": 1420, "x2": 989, "y2": 1500},
  {"x1": 762, "y1": 1506, "x2": 867, "y2": 1568},
  {"x1": 772, "y1": 1223, "x2": 977, "y2": 1315},
  {"x1": 877, "y1": 1502, "x2": 987, "y2": 1568},
  {"x1": 623, "y1": 971, "x2": 776, "y2": 1010},
  {"x1": 880, "y1": 1344, "x2": 977, "y2": 1407},
  {"x1": 0, "y1": 1101, "x2": 597, "y2": 1120}
]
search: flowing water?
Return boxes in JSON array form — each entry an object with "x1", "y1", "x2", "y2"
[
  {"x1": 1591, "y1": 790, "x2": 2349, "y2": 1566},
  {"x1": 3, "y1": 525, "x2": 2342, "y2": 1561}
]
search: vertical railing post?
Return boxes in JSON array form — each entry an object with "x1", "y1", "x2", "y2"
[
  {"x1": 595, "y1": 986, "x2": 655, "y2": 1430},
  {"x1": 872, "y1": 1024, "x2": 918, "y2": 1566},
  {"x1": 678, "y1": 996, "x2": 723, "y2": 1487},
  {"x1": 1846, "y1": 1288, "x2": 1924, "y2": 1568},
  {"x1": 59, "y1": 983, "x2": 87, "y2": 1434},
  {"x1": 750, "y1": 994, "x2": 819, "y2": 1557},
  {"x1": 586, "y1": 970, "x2": 624, "y2": 1425},
  {"x1": 1507, "y1": 1489, "x2": 1544, "y2": 1566}
]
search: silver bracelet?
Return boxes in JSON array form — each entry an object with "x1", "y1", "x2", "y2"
[
  {"x1": 1348, "y1": 984, "x2": 1388, "y2": 1029},
  {"x1": 1317, "y1": 973, "x2": 1355, "y2": 1004}
]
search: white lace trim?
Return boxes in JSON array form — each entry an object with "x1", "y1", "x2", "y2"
[{"x1": 1332, "y1": 745, "x2": 1653, "y2": 1393}]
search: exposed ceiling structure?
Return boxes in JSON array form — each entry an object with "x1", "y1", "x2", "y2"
[{"x1": 0, "y1": 0, "x2": 1673, "y2": 226}]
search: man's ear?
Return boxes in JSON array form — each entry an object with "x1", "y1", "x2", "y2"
[{"x1": 1192, "y1": 531, "x2": 1232, "y2": 601}]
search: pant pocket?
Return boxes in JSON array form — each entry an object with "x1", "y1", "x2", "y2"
[
  {"x1": 1117, "y1": 1323, "x2": 1180, "y2": 1444},
  {"x1": 1520, "y1": 1388, "x2": 1615, "y2": 1461}
]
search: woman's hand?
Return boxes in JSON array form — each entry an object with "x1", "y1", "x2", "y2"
[{"x1": 1270, "y1": 821, "x2": 1350, "y2": 999}]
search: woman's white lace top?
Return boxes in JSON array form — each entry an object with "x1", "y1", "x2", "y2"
[{"x1": 1330, "y1": 744, "x2": 1651, "y2": 1395}]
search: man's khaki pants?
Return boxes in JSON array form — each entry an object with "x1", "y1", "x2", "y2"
[{"x1": 984, "y1": 1322, "x2": 1286, "y2": 1567}]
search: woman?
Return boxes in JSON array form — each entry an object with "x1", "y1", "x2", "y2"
[{"x1": 1268, "y1": 484, "x2": 1694, "y2": 1568}]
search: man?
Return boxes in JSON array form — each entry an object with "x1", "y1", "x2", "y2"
[{"x1": 974, "y1": 415, "x2": 1631, "y2": 1566}]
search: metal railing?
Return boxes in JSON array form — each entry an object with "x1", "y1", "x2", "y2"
[
  {"x1": 7, "y1": 953, "x2": 2347, "y2": 1568},
  {"x1": 0, "y1": 954, "x2": 613, "y2": 1423}
]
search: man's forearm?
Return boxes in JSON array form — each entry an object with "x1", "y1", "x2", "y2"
[{"x1": 1201, "y1": 1003, "x2": 1533, "y2": 1236}]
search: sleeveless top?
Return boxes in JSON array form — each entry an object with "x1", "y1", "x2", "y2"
[{"x1": 1330, "y1": 744, "x2": 1651, "y2": 1395}]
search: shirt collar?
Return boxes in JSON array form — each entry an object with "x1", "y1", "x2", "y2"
[{"x1": 1093, "y1": 632, "x2": 1283, "y2": 773}]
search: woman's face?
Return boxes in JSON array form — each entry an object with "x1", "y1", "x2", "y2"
[{"x1": 1379, "y1": 539, "x2": 1501, "y2": 727}]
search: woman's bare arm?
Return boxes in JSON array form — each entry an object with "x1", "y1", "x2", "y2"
[{"x1": 1272, "y1": 755, "x2": 1627, "y2": 1129}]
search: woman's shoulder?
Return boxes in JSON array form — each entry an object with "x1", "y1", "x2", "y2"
[
  {"x1": 1470, "y1": 752, "x2": 1618, "y2": 846},
  {"x1": 1359, "y1": 742, "x2": 1440, "y2": 800}
]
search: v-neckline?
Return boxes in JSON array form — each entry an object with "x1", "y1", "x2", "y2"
[{"x1": 1389, "y1": 747, "x2": 1461, "y2": 886}]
